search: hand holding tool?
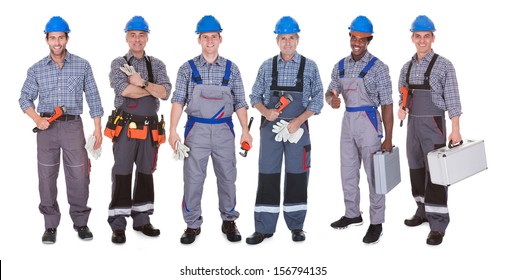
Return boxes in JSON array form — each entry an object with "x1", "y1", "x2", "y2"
[
  {"x1": 399, "y1": 85, "x2": 412, "y2": 127},
  {"x1": 274, "y1": 93, "x2": 293, "y2": 113},
  {"x1": 239, "y1": 117, "x2": 254, "y2": 157},
  {"x1": 33, "y1": 105, "x2": 66, "y2": 133},
  {"x1": 173, "y1": 140, "x2": 190, "y2": 161}
]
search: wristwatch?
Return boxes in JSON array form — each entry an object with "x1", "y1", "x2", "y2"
[{"x1": 141, "y1": 80, "x2": 149, "y2": 89}]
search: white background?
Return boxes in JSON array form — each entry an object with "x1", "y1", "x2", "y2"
[{"x1": 1, "y1": 0, "x2": 504, "y2": 279}]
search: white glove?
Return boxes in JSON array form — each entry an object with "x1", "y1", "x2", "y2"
[
  {"x1": 272, "y1": 120, "x2": 290, "y2": 142},
  {"x1": 173, "y1": 140, "x2": 190, "y2": 161},
  {"x1": 119, "y1": 64, "x2": 136, "y2": 76},
  {"x1": 85, "y1": 135, "x2": 102, "y2": 160},
  {"x1": 288, "y1": 128, "x2": 304, "y2": 144},
  {"x1": 272, "y1": 120, "x2": 289, "y2": 133}
]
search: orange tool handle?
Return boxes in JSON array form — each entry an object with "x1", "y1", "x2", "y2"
[
  {"x1": 276, "y1": 96, "x2": 290, "y2": 113},
  {"x1": 33, "y1": 106, "x2": 65, "y2": 133}
]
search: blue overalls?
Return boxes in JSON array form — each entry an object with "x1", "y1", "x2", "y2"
[
  {"x1": 339, "y1": 57, "x2": 385, "y2": 225},
  {"x1": 254, "y1": 55, "x2": 311, "y2": 234},
  {"x1": 181, "y1": 59, "x2": 240, "y2": 229},
  {"x1": 404, "y1": 54, "x2": 449, "y2": 233}
]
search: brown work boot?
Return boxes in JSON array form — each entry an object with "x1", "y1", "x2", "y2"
[
  {"x1": 222, "y1": 220, "x2": 241, "y2": 242},
  {"x1": 180, "y1": 227, "x2": 201, "y2": 245}
]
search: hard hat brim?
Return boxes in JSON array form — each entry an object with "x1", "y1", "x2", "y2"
[{"x1": 350, "y1": 31, "x2": 372, "y2": 38}]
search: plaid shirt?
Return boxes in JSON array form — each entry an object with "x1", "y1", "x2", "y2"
[
  {"x1": 171, "y1": 55, "x2": 248, "y2": 111},
  {"x1": 250, "y1": 52, "x2": 324, "y2": 115},
  {"x1": 19, "y1": 51, "x2": 104, "y2": 118},
  {"x1": 109, "y1": 51, "x2": 171, "y2": 111},
  {"x1": 398, "y1": 50, "x2": 462, "y2": 119},
  {"x1": 327, "y1": 51, "x2": 393, "y2": 107}
]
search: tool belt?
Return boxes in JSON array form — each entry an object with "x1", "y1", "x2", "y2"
[{"x1": 104, "y1": 109, "x2": 165, "y2": 146}]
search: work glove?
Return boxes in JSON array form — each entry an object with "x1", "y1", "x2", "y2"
[
  {"x1": 119, "y1": 64, "x2": 136, "y2": 76},
  {"x1": 272, "y1": 120, "x2": 290, "y2": 142},
  {"x1": 288, "y1": 128, "x2": 304, "y2": 144},
  {"x1": 85, "y1": 135, "x2": 102, "y2": 160},
  {"x1": 173, "y1": 140, "x2": 190, "y2": 161}
]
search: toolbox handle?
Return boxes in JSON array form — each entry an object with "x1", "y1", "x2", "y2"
[
  {"x1": 448, "y1": 140, "x2": 464, "y2": 149},
  {"x1": 375, "y1": 145, "x2": 396, "y2": 154}
]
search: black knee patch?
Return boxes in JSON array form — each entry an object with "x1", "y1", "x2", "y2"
[
  {"x1": 110, "y1": 174, "x2": 132, "y2": 209},
  {"x1": 409, "y1": 168, "x2": 426, "y2": 197},
  {"x1": 134, "y1": 172, "x2": 154, "y2": 203},
  {"x1": 285, "y1": 172, "x2": 308, "y2": 204},
  {"x1": 256, "y1": 173, "x2": 281, "y2": 205}
]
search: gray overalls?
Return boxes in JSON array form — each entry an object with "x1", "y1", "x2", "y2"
[
  {"x1": 339, "y1": 57, "x2": 385, "y2": 224},
  {"x1": 254, "y1": 55, "x2": 311, "y2": 234},
  {"x1": 108, "y1": 56, "x2": 160, "y2": 231},
  {"x1": 405, "y1": 54, "x2": 449, "y2": 232},
  {"x1": 182, "y1": 60, "x2": 239, "y2": 229}
]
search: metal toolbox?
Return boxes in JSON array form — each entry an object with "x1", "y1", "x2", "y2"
[
  {"x1": 427, "y1": 139, "x2": 487, "y2": 186},
  {"x1": 373, "y1": 146, "x2": 401, "y2": 194}
]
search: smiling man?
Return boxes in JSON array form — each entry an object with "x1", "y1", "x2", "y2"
[
  {"x1": 398, "y1": 15, "x2": 462, "y2": 246},
  {"x1": 326, "y1": 15, "x2": 394, "y2": 245},
  {"x1": 107, "y1": 15, "x2": 171, "y2": 244},
  {"x1": 169, "y1": 15, "x2": 252, "y2": 245},
  {"x1": 19, "y1": 16, "x2": 104, "y2": 244}
]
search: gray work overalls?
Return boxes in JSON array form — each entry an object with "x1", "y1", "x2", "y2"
[
  {"x1": 181, "y1": 60, "x2": 239, "y2": 229},
  {"x1": 108, "y1": 55, "x2": 160, "y2": 231},
  {"x1": 254, "y1": 55, "x2": 311, "y2": 234},
  {"x1": 405, "y1": 54, "x2": 449, "y2": 232},
  {"x1": 339, "y1": 57, "x2": 385, "y2": 224}
]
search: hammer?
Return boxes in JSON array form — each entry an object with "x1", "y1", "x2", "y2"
[
  {"x1": 33, "y1": 105, "x2": 66, "y2": 133},
  {"x1": 239, "y1": 117, "x2": 254, "y2": 157}
]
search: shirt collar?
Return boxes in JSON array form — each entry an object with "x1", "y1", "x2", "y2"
[
  {"x1": 346, "y1": 50, "x2": 372, "y2": 64},
  {"x1": 412, "y1": 49, "x2": 435, "y2": 64},
  {"x1": 44, "y1": 50, "x2": 72, "y2": 65},
  {"x1": 197, "y1": 54, "x2": 225, "y2": 67},
  {"x1": 277, "y1": 52, "x2": 301, "y2": 64},
  {"x1": 125, "y1": 50, "x2": 147, "y2": 63}
]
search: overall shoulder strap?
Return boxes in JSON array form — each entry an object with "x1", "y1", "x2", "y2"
[
  {"x1": 123, "y1": 55, "x2": 154, "y2": 83},
  {"x1": 270, "y1": 55, "x2": 278, "y2": 88},
  {"x1": 188, "y1": 60, "x2": 202, "y2": 84},
  {"x1": 338, "y1": 58, "x2": 345, "y2": 78},
  {"x1": 222, "y1": 60, "x2": 232, "y2": 86},
  {"x1": 359, "y1": 56, "x2": 378, "y2": 78}
]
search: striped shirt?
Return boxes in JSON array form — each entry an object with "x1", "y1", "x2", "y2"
[
  {"x1": 250, "y1": 52, "x2": 324, "y2": 114},
  {"x1": 327, "y1": 51, "x2": 393, "y2": 107},
  {"x1": 109, "y1": 51, "x2": 171, "y2": 111},
  {"x1": 19, "y1": 51, "x2": 104, "y2": 118},
  {"x1": 398, "y1": 50, "x2": 462, "y2": 119},
  {"x1": 171, "y1": 55, "x2": 248, "y2": 111}
]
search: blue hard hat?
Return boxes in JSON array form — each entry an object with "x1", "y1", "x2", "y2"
[
  {"x1": 410, "y1": 15, "x2": 436, "y2": 32},
  {"x1": 124, "y1": 16, "x2": 150, "y2": 33},
  {"x1": 44, "y1": 16, "x2": 70, "y2": 34},
  {"x1": 349, "y1": 15, "x2": 373, "y2": 35},
  {"x1": 195, "y1": 15, "x2": 222, "y2": 34},
  {"x1": 274, "y1": 16, "x2": 300, "y2": 34}
]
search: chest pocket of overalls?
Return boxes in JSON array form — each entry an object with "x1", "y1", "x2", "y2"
[{"x1": 185, "y1": 59, "x2": 234, "y2": 119}]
